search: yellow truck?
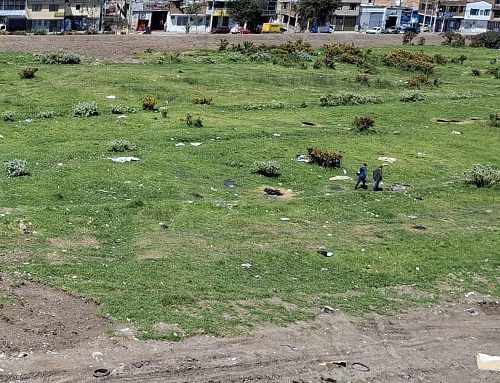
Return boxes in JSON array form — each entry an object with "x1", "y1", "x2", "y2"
[{"x1": 262, "y1": 23, "x2": 285, "y2": 33}]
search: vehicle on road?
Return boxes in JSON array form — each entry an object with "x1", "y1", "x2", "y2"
[
  {"x1": 211, "y1": 26, "x2": 230, "y2": 34},
  {"x1": 366, "y1": 27, "x2": 382, "y2": 34},
  {"x1": 382, "y1": 26, "x2": 400, "y2": 34},
  {"x1": 262, "y1": 23, "x2": 285, "y2": 33},
  {"x1": 230, "y1": 26, "x2": 251, "y2": 34}
]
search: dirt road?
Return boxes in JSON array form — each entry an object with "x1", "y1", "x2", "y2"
[
  {"x1": 0, "y1": 33, "x2": 444, "y2": 61},
  {"x1": 1, "y1": 273, "x2": 499, "y2": 382}
]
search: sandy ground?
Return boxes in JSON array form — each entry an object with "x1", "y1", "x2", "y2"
[
  {"x1": 1, "y1": 34, "x2": 499, "y2": 382},
  {"x1": 0, "y1": 32, "x2": 444, "y2": 62}
]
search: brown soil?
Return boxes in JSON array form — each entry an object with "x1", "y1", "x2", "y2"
[
  {"x1": 0, "y1": 33, "x2": 444, "y2": 62},
  {"x1": 1, "y1": 34, "x2": 498, "y2": 382}
]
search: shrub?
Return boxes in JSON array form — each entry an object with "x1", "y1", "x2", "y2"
[
  {"x1": 219, "y1": 39, "x2": 229, "y2": 52},
  {"x1": 20, "y1": 67, "x2": 38, "y2": 79},
  {"x1": 111, "y1": 104, "x2": 136, "y2": 114},
  {"x1": 441, "y1": 31, "x2": 465, "y2": 47},
  {"x1": 433, "y1": 54, "x2": 448, "y2": 64},
  {"x1": 192, "y1": 56, "x2": 215, "y2": 64},
  {"x1": 193, "y1": 96, "x2": 213, "y2": 105},
  {"x1": 2, "y1": 111, "x2": 15, "y2": 121},
  {"x1": 383, "y1": 49, "x2": 434, "y2": 74},
  {"x1": 319, "y1": 92, "x2": 381, "y2": 106},
  {"x1": 408, "y1": 73, "x2": 430, "y2": 88},
  {"x1": 448, "y1": 92, "x2": 479, "y2": 100},
  {"x1": 417, "y1": 37, "x2": 425, "y2": 46},
  {"x1": 185, "y1": 114, "x2": 203, "y2": 128},
  {"x1": 249, "y1": 52, "x2": 272, "y2": 63},
  {"x1": 32, "y1": 28, "x2": 47, "y2": 35},
  {"x1": 252, "y1": 161, "x2": 281, "y2": 177},
  {"x1": 470, "y1": 31, "x2": 500, "y2": 48},
  {"x1": 471, "y1": 68, "x2": 481, "y2": 76},
  {"x1": 142, "y1": 96, "x2": 158, "y2": 110},
  {"x1": 355, "y1": 74, "x2": 370, "y2": 86},
  {"x1": 462, "y1": 163, "x2": 500, "y2": 187},
  {"x1": 490, "y1": 112, "x2": 500, "y2": 128},
  {"x1": 107, "y1": 139, "x2": 137, "y2": 152},
  {"x1": 307, "y1": 147, "x2": 343, "y2": 169},
  {"x1": 73, "y1": 101, "x2": 99, "y2": 117},
  {"x1": 487, "y1": 66, "x2": 500, "y2": 79},
  {"x1": 228, "y1": 52, "x2": 246, "y2": 62},
  {"x1": 36, "y1": 110, "x2": 54, "y2": 119},
  {"x1": 287, "y1": 50, "x2": 315, "y2": 63},
  {"x1": 159, "y1": 106, "x2": 168, "y2": 118},
  {"x1": 5, "y1": 159, "x2": 29, "y2": 177},
  {"x1": 400, "y1": 90, "x2": 426, "y2": 102},
  {"x1": 323, "y1": 43, "x2": 366, "y2": 65},
  {"x1": 402, "y1": 31, "x2": 417, "y2": 45},
  {"x1": 450, "y1": 54, "x2": 467, "y2": 64},
  {"x1": 37, "y1": 52, "x2": 80, "y2": 64},
  {"x1": 353, "y1": 116, "x2": 375, "y2": 132}
]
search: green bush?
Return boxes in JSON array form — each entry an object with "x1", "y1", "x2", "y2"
[
  {"x1": 36, "y1": 110, "x2": 54, "y2": 119},
  {"x1": 73, "y1": 101, "x2": 99, "y2": 117},
  {"x1": 142, "y1": 96, "x2": 158, "y2": 111},
  {"x1": 307, "y1": 147, "x2": 343, "y2": 168},
  {"x1": 2, "y1": 111, "x2": 15, "y2": 121},
  {"x1": 383, "y1": 49, "x2": 434, "y2": 74},
  {"x1": 319, "y1": 92, "x2": 381, "y2": 106},
  {"x1": 353, "y1": 116, "x2": 375, "y2": 132},
  {"x1": 408, "y1": 73, "x2": 430, "y2": 88},
  {"x1": 433, "y1": 54, "x2": 448, "y2": 64},
  {"x1": 450, "y1": 54, "x2": 467, "y2": 64},
  {"x1": 185, "y1": 114, "x2": 203, "y2": 128},
  {"x1": 249, "y1": 52, "x2": 272, "y2": 63},
  {"x1": 37, "y1": 52, "x2": 80, "y2": 64},
  {"x1": 417, "y1": 37, "x2": 425, "y2": 46},
  {"x1": 193, "y1": 96, "x2": 213, "y2": 105},
  {"x1": 487, "y1": 66, "x2": 500, "y2": 79},
  {"x1": 400, "y1": 90, "x2": 426, "y2": 102},
  {"x1": 462, "y1": 163, "x2": 500, "y2": 187},
  {"x1": 159, "y1": 106, "x2": 168, "y2": 118},
  {"x1": 228, "y1": 52, "x2": 247, "y2": 62},
  {"x1": 107, "y1": 139, "x2": 137, "y2": 152},
  {"x1": 219, "y1": 39, "x2": 229, "y2": 51},
  {"x1": 402, "y1": 31, "x2": 417, "y2": 45},
  {"x1": 20, "y1": 67, "x2": 38, "y2": 79},
  {"x1": 471, "y1": 68, "x2": 481, "y2": 76},
  {"x1": 470, "y1": 31, "x2": 500, "y2": 48},
  {"x1": 111, "y1": 104, "x2": 136, "y2": 114},
  {"x1": 5, "y1": 159, "x2": 29, "y2": 177},
  {"x1": 490, "y1": 112, "x2": 500, "y2": 128},
  {"x1": 322, "y1": 43, "x2": 366, "y2": 65},
  {"x1": 252, "y1": 161, "x2": 281, "y2": 177},
  {"x1": 441, "y1": 31, "x2": 465, "y2": 47}
]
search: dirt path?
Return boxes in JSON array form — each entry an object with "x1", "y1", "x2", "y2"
[
  {"x1": 0, "y1": 33, "x2": 444, "y2": 62},
  {"x1": 0, "y1": 273, "x2": 499, "y2": 382}
]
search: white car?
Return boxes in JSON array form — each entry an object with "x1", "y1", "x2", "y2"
[
  {"x1": 0, "y1": 23, "x2": 6, "y2": 31},
  {"x1": 366, "y1": 27, "x2": 382, "y2": 34}
]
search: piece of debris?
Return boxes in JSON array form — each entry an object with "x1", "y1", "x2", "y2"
[
  {"x1": 329, "y1": 176, "x2": 351, "y2": 181},
  {"x1": 296, "y1": 154, "x2": 311, "y2": 163},
  {"x1": 318, "y1": 360, "x2": 347, "y2": 368},
  {"x1": 466, "y1": 308, "x2": 479, "y2": 316},
  {"x1": 320, "y1": 377, "x2": 337, "y2": 383},
  {"x1": 451, "y1": 130, "x2": 462, "y2": 135},
  {"x1": 190, "y1": 142, "x2": 202, "y2": 147},
  {"x1": 407, "y1": 215, "x2": 417, "y2": 219},
  {"x1": 93, "y1": 368, "x2": 111, "y2": 378},
  {"x1": 377, "y1": 156, "x2": 397, "y2": 164},
  {"x1": 351, "y1": 362, "x2": 370, "y2": 372},
  {"x1": 19, "y1": 222, "x2": 31, "y2": 235},
  {"x1": 280, "y1": 217, "x2": 290, "y2": 221},
  {"x1": 224, "y1": 179, "x2": 238, "y2": 188},
  {"x1": 263, "y1": 187, "x2": 283, "y2": 196},
  {"x1": 411, "y1": 225, "x2": 427, "y2": 231},
  {"x1": 106, "y1": 95, "x2": 116, "y2": 99},
  {"x1": 389, "y1": 183, "x2": 412, "y2": 192},
  {"x1": 273, "y1": 133, "x2": 281, "y2": 137},
  {"x1": 116, "y1": 115, "x2": 127, "y2": 119},
  {"x1": 109, "y1": 157, "x2": 140, "y2": 163},
  {"x1": 301, "y1": 121, "x2": 321, "y2": 127},
  {"x1": 175, "y1": 143, "x2": 185, "y2": 147},
  {"x1": 159, "y1": 222, "x2": 168, "y2": 229},
  {"x1": 241, "y1": 263, "x2": 252, "y2": 269},
  {"x1": 17, "y1": 352, "x2": 28, "y2": 358},
  {"x1": 477, "y1": 353, "x2": 500, "y2": 371},
  {"x1": 465, "y1": 291, "x2": 475, "y2": 298},
  {"x1": 318, "y1": 250, "x2": 334, "y2": 257},
  {"x1": 91, "y1": 351, "x2": 103, "y2": 361},
  {"x1": 322, "y1": 306, "x2": 336, "y2": 313},
  {"x1": 416, "y1": 152, "x2": 426, "y2": 158}
]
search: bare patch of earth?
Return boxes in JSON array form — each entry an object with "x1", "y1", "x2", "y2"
[
  {"x1": 48, "y1": 236, "x2": 99, "y2": 249},
  {"x1": 0, "y1": 273, "x2": 499, "y2": 382},
  {"x1": 0, "y1": 33, "x2": 444, "y2": 62}
]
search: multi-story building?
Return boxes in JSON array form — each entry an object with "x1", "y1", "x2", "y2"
[
  {"x1": 0, "y1": 0, "x2": 27, "y2": 31},
  {"x1": 360, "y1": 0, "x2": 420, "y2": 30},
  {"x1": 26, "y1": 0, "x2": 65, "y2": 32},
  {"x1": 489, "y1": 0, "x2": 500, "y2": 30},
  {"x1": 334, "y1": 0, "x2": 361, "y2": 31}
]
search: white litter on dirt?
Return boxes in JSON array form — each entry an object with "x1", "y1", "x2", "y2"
[
  {"x1": 378, "y1": 156, "x2": 397, "y2": 163},
  {"x1": 106, "y1": 95, "x2": 116, "y2": 99},
  {"x1": 175, "y1": 143, "x2": 185, "y2": 147},
  {"x1": 190, "y1": 142, "x2": 202, "y2": 147},
  {"x1": 477, "y1": 353, "x2": 500, "y2": 371},
  {"x1": 329, "y1": 176, "x2": 351, "y2": 181},
  {"x1": 451, "y1": 130, "x2": 462, "y2": 135}
]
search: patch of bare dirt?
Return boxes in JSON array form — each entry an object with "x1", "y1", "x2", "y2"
[
  {"x1": 0, "y1": 33, "x2": 445, "y2": 62},
  {"x1": 0, "y1": 253, "x2": 32, "y2": 263},
  {"x1": 48, "y1": 236, "x2": 99, "y2": 249},
  {"x1": 433, "y1": 117, "x2": 484, "y2": 125}
]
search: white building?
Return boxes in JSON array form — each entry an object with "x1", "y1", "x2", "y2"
[{"x1": 460, "y1": 0, "x2": 492, "y2": 33}]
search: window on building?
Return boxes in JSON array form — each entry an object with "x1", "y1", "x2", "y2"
[
  {"x1": 420, "y1": 4, "x2": 426, "y2": 11},
  {"x1": 495, "y1": 10, "x2": 500, "y2": 17},
  {"x1": 32, "y1": 4, "x2": 42, "y2": 11},
  {"x1": 49, "y1": 4, "x2": 58, "y2": 11},
  {"x1": 470, "y1": 8, "x2": 479, "y2": 16},
  {"x1": 76, "y1": 4, "x2": 81, "y2": 10},
  {"x1": 449, "y1": 6, "x2": 457, "y2": 13},
  {"x1": 349, "y1": 3, "x2": 357, "y2": 10},
  {"x1": 176, "y1": 15, "x2": 188, "y2": 26},
  {"x1": 484, "y1": 9, "x2": 490, "y2": 16},
  {"x1": 458, "y1": 6, "x2": 464, "y2": 13},
  {"x1": 0, "y1": 0, "x2": 25, "y2": 10}
]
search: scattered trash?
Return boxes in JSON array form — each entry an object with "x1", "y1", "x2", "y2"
[
  {"x1": 416, "y1": 152, "x2": 426, "y2": 158},
  {"x1": 301, "y1": 121, "x2": 321, "y2": 127},
  {"x1": 91, "y1": 351, "x2": 103, "y2": 361},
  {"x1": 477, "y1": 353, "x2": 500, "y2": 371},
  {"x1": 224, "y1": 179, "x2": 238, "y2": 188},
  {"x1": 17, "y1": 352, "x2": 28, "y2": 358},
  {"x1": 109, "y1": 157, "x2": 140, "y2": 163},
  {"x1": 351, "y1": 362, "x2": 370, "y2": 372},
  {"x1": 465, "y1": 308, "x2": 479, "y2": 316},
  {"x1": 18, "y1": 222, "x2": 32, "y2": 235},
  {"x1": 320, "y1": 377, "x2": 337, "y2": 383},
  {"x1": 411, "y1": 225, "x2": 427, "y2": 231},
  {"x1": 329, "y1": 176, "x2": 351, "y2": 181},
  {"x1": 318, "y1": 360, "x2": 347, "y2": 368},
  {"x1": 97, "y1": 189, "x2": 116, "y2": 194},
  {"x1": 117, "y1": 115, "x2": 127, "y2": 119},
  {"x1": 93, "y1": 368, "x2": 111, "y2": 378},
  {"x1": 415, "y1": 266, "x2": 420, "y2": 271},
  {"x1": 389, "y1": 183, "x2": 412, "y2": 192},
  {"x1": 407, "y1": 215, "x2": 417, "y2": 219},
  {"x1": 377, "y1": 156, "x2": 397, "y2": 164},
  {"x1": 318, "y1": 250, "x2": 334, "y2": 257},
  {"x1": 465, "y1": 291, "x2": 475, "y2": 298},
  {"x1": 451, "y1": 130, "x2": 462, "y2": 135},
  {"x1": 322, "y1": 306, "x2": 336, "y2": 313},
  {"x1": 296, "y1": 154, "x2": 311, "y2": 163},
  {"x1": 273, "y1": 133, "x2": 281, "y2": 137},
  {"x1": 241, "y1": 263, "x2": 252, "y2": 269},
  {"x1": 106, "y1": 95, "x2": 116, "y2": 99},
  {"x1": 175, "y1": 143, "x2": 185, "y2": 147},
  {"x1": 0, "y1": 134, "x2": 4, "y2": 139},
  {"x1": 24, "y1": 118, "x2": 33, "y2": 123},
  {"x1": 280, "y1": 217, "x2": 290, "y2": 221},
  {"x1": 190, "y1": 142, "x2": 202, "y2": 147},
  {"x1": 159, "y1": 222, "x2": 168, "y2": 229},
  {"x1": 263, "y1": 187, "x2": 283, "y2": 196}
]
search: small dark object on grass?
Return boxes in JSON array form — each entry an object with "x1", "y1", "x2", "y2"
[
  {"x1": 411, "y1": 225, "x2": 428, "y2": 231},
  {"x1": 224, "y1": 179, "x2": 238, "y2": 188},
  {"x1": 318, "y1": 250, "x2": 334, "y2": 257},
  {"x1": 264, "y1": 187, "x2": 283, "y2": 196},
  {"x1": 20, "y1": 67, "x2": 38, "y2": 79}
]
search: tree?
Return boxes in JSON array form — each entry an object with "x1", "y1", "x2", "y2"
[
  {"x1": 229, "y1": 0, "x2": 265, "y2": 29},
  {"x1": 297, "y1": 0, "x2": 338, "y2": 25},
  {"x1": 185, "y1": 1, "x2": 202, "y2": 34}
]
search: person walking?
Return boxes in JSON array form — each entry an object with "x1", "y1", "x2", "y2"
[
  {"x1": 373, "y1": 165, "x2": 383, "y2": 191},
  {"x1": 355, "y1": 163, "x2": 368, "y2": 190}
]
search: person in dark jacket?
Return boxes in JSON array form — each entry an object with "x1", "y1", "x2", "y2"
[
  {"x1": 355, "y1": 163, "x2": 368, "y2": 190},
  {"x1": 373, "y1": 165, "x2": 383, "y2": 191}
]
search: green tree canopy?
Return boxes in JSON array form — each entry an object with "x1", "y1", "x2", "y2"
[
  {"x1": 229, "y1": 0, "x2": 265, "y2": 27},
  {"x1": 297, "y1": 0, "x2": 338, "y2": 24}
]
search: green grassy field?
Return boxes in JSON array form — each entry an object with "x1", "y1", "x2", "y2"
[{"x1": 0, "y1": 43, "x2": 498, "y2": 340}]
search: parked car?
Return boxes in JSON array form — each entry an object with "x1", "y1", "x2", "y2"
[
  {"x1": 311, "y1": 23, "x2": 334, "y2": 33},
  {"x1": 382, "y1": 26, "x2": 400, "y2": 34},
  {"x1": 401, "y1": 25, "x2": 420, "y2": 34},
  {"x1": 262, "y1": 23, "x2": 285, "y2": 33},
  {"x1": 366, "y1": 27, "x2": 382, "y2": 34},
  {"x1": 230, "y1": 26, "x2": 251, "y2": 34},
  {"x1": 0, "y1": 23, "x2": 6, "y2": 31},
  {"x1": 211, "y1": 26, "x2": 230, "y2": 34}
]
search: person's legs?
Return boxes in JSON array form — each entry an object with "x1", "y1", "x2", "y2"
[{"x1": 373, "y1": 179, "x2": 380, "y2": 191}]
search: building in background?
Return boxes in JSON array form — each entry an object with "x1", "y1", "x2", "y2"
[
  {"x1": 460, "y1": 0, "x2": 492, "y2": 32},
  {"x1": 0, "y1": 0, "x2": 27, "y2": 31},
  {"x1": 26, "y1": 0, "x2": 65, "y2": 32}
]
